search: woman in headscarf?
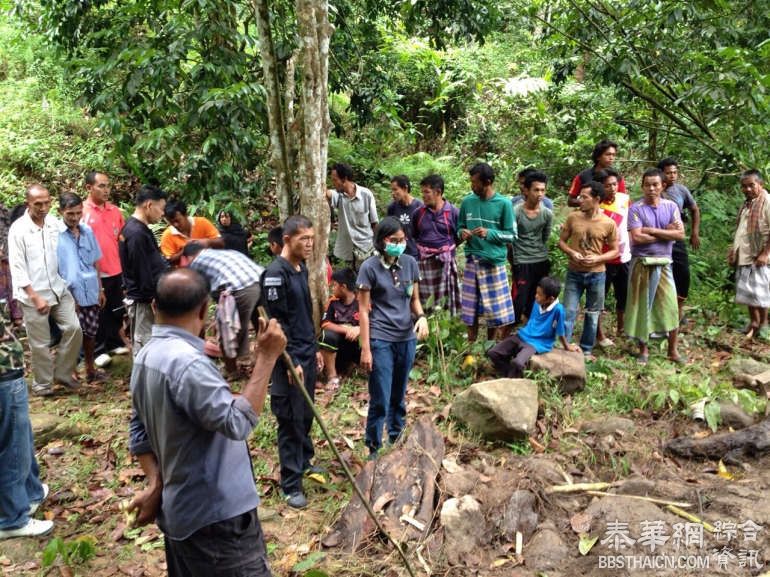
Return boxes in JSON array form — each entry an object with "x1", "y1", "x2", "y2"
[{"x1": 216, "y1": 210, "x2": 251, "y2": 255}]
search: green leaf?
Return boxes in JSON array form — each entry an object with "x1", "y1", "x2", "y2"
[
  {"x1": 292, "y1": 551, "x2": 325, "y2": 572},
  {"x1": 704, "y1": 401, "x2": 721, "y2": 433},
  {"x1": 668, "y1": 389, "x2": 680, "y2": 406},
  {"x1": 304, "y1": 571, "x2": 330, "y2": 577},
  {"x1": 42, "y1": 537, "x2": 63, "y2": 568},
  {"x1": 578, "y1": 533, "x2": 598, "y2": 555}
]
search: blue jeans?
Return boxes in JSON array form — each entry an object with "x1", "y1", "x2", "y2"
[
  {"x1": 365, "y1": 339, "x2": 416, "y2": 454},
  {"x1": 0, "y1": 377, "x2": 45, "y2": 529},
  {"x1": 563, "y1": 270, "x2": 606, "y2": 354}
]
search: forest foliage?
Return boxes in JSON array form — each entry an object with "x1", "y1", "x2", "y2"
[{"x1": 0, "y1": 0, "x2": 766, "y2": 316}]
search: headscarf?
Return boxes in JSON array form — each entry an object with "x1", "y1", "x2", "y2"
[{"x1": 216, "y1": 210, "x2": 249, "y2": 255}]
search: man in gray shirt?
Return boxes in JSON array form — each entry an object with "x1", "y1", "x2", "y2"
[
  {"x1": 326, "y1": 163, "x2": 379, "y2": 270},
  {"x1": 127, "y1": 268, "x2": 286, "y2": 577}
]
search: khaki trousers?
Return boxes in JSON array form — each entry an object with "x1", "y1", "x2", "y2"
[{"x1": 22, "y1": 291, "x2": 83, "y2": 386}]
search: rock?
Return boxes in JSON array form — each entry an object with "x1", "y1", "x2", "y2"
[
  {"x1": 442, "y1": 469, "x2": 480, "y2": 497},
  {"x1": 30, "y1": 414, "x2": 86, "y2": 447},
  {"x1": 616, "y1": 476, "x2": 655, "y2": 496},
  {"x1": 499, "y1": 490, "x2": 539, "y2": 542},
  {"x1": 580, "y1": 416, "x2": 636, "y2": 436},
  {"x1": 718, "y1": 401, "x2": 755, "y2": 430},
  {"x1": 525, "y1": 522, "x2": 569, "y2": 570},
  {"x1": 754, "y1": 369, "x2": 770, "y2": 386},
  {"x1": 451, "y1": 378, "x2": 538, "y2": 441},
  {"x1": 440, "y1": 495, "x2": 485, "y2": 565},
  {"x1": 528, "y1": 349, "x2": 586, "y2": 393},
  {"x1": 729, "y1": 357, "x2": 770, "y2": 377}
]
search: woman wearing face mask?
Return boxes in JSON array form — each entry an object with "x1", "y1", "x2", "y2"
[{"x1": 357, "y1": 217, "x2": 429, "y2": 459}]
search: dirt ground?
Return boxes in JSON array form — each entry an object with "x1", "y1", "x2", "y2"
[{"x1": 1, "y1": 325, "x2": 769, "y2": 577}]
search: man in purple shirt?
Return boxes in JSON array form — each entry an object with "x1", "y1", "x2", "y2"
[
  {"x1": 412, "y1": 174, "x2": 461, "y2": 314},
  {"x1": 625, "y1": 168, "x2": 685, "y2": 364}
]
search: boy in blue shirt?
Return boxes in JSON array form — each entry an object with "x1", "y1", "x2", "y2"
[{"x1": 487, "y1": 277, "x2": 579, "y2": 378}]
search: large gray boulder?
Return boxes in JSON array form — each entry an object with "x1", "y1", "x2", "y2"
[
  {"x1": 451, "y1": 378, "x2": 538, "y2": 441},
  {"x1": 528, "y1": 349, "x2": 586, "y2": 393}
]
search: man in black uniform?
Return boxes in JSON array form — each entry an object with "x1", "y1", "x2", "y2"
[{"x1": 261, "y1": 215, "x2": 323, "y2": 509}]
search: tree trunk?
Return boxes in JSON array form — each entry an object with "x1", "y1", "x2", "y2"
[
  {"x1": 664, "y1": 418, "x2": 770, "y2": 464},
  {"x1": 253, "y1": 0, "x2": 293, "y2": 219},
  {"x1": 295, "y1": 0, "x2": 333, "y2": 326}
]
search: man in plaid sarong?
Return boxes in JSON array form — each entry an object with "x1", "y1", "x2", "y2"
[
  {"x1": 413, "y1": 175, "x2": 460, "y2": 314},
  {"x1": 458, "y1": 163, "x2": 516, "y2": 341}
]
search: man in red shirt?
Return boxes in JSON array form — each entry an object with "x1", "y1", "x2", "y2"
[
  {"x1": 82, "y1": 171, "x2": 128, "y2": 358},
  {"x1": 567, "y1": 140, "x2": 627, "y2": 208}
]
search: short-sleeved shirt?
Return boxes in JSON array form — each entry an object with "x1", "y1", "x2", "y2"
[
  {"x1": 387, "y1": 199, "x2": 423, "y2": 258},
  {"x1": 188, "y1": 248, "x2": 263, "y2": 294},
  {"x1": 627, "y1": 198, "x2": 681, "y2": 258},
  {"x1": 600, "y1": 192, "x2": 631, "y2": 264},
  {"x1": 662, "y1": 183, "x2": 696, "y2": 220},
  {"x1": 129, "y1": 325, "x2": 260, "y2": 541},
  {"x1": 512, "y1": 204, "x2": 553, "y2": 265},
  {"x1": 568, "y1": 167, "x2": 627, "y2": 197},
  {"x1": 331, "y1": 185, "x2": 379, "y2": 261},
  {"x1": 160, "y1": 216, "x2": 221, "y2": 258},
  {"x1": 321, "y1": 296, "x2": 359, "y2": 328},
  {"x1": 82, "y1": 199, "x2": 125, "y2": 277},
  {"x1": 58, "y1": 224, "x2": 103, "y2": 307},
  {"x1": 357, "y1": 254, "x2": 419, "y2": 342},
  {"x1": 412, "y1": 201, "x2": 459, "y2": 250},
  {"x1": 562, "y1": 211, "x2": 617, "y2": 273},
  {"x1": 518, "y1": 300, "x2": 566, "y2": 353}
]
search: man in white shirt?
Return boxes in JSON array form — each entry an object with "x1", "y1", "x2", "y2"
[
  {"x1": 326, "y1": 163, "x2": 378, "y2": 270},
  {"x1": 8, "y1": 185, "x2": 82, "y2": 396}
]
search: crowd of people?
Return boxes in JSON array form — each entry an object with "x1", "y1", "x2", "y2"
[{"x1": 1, "y1": 150, "x2": 768, "y2": 576}]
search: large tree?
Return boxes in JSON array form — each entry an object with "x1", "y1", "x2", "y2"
[{"x1": 519, "y1": 0, "x2": 770, "y2": 170}]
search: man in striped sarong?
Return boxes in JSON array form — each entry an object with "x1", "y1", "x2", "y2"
[
  {"x1": 729, "y1": 169, "x2": 770, "y2": 341},
  {"x1": 458, "y1": 163, "x2": 516, "y2": 342},
  {"x1": 413, "y1": 175, "x2": 460, "y2": 315}
]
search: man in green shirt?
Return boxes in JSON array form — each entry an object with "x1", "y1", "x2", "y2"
[{"x1": 458, "y1": 162, "x2": 516, "y2": 341}]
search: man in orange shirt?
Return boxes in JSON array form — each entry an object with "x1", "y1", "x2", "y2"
[
  {"x1": 81, "y1": 171, "x2": 127, "y2": 357},
  {"x1": 160, "y1": 201, "x2": 224, "y2": 265}
]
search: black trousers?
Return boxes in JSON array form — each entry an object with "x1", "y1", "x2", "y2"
[
  {"x1": 270, "y1": 355, "x2": 316, "y2": 495},
  {"x1": 487, "y1": 334, "x2": 537, "y2": 378},
  {"x1": 165, "y1": 509, "x2": 272, "y2": 577},
  {"x1": 512, "y1": 260, "x2": 551, "y2": 323},
  {"x1": 96, "y1": 274, "x2": 126, "y2": 352},
  {"x1": 671, "y1": 240, "x2": 690, "y2": 300}
]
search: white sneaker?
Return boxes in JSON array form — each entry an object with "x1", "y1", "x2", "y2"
[
  {"x1": 29, "y1": 484, "x2": 49, "y2": 516},
  {"x1": 31, "y1": 382, "x2": 53, "y2": 397},
  {"x1": 110, "y1": 346, "x2": 130, "y2": 355},
  {"x1": 0, "y1": 518, "x2": 54, "y2": 539},
  {"x1": 94, "y1": 353, "x2": 112, "y2": 368}
]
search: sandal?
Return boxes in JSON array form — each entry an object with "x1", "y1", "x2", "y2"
[
  {"x1": 327, "y1": 377, "x2": 341, "y2": 393},
  {"x1": 86, "y1": 369, "x2": 108, "y2": 384},
  {"x1": 636, "y1": 354, "x2": 649, "y2": 366},
  {"x1": 668, "y1": 355, "x2": 688, "y2": 365}
]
